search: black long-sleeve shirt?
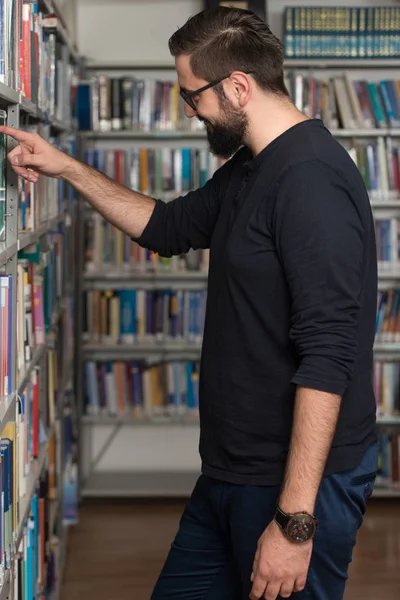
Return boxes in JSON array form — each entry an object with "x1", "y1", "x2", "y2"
[{"x1": 134, "y1": 119, "x2": 378, "y2": 485}]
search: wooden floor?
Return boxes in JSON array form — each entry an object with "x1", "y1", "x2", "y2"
[{"x1": 60, "y1": 498, "x2": 400, "y2": 600}]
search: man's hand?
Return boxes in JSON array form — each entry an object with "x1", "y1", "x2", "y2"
[
  {"x1": 249, "y1": 520, "x2": 312, "y2": 600},
  {"x1": 0, "y1": 126, "x2": 73, "y2": 182}
]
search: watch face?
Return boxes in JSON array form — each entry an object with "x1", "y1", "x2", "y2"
[{"x1": 286, "y1": 513, "x2": 316, "y2": 543}]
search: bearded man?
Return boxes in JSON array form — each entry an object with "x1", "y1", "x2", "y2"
[{"x1": 1, "y1": 6, "x2": 378, "y2": 600}]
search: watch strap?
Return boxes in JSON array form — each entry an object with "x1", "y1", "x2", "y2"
[{"x1": 274, "y1": 506, "x2": 291, "y2": 531}]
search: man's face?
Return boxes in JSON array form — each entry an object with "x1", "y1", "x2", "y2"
[{"x1": 175, "y1": 55, "x2": 248, "y2": 159}]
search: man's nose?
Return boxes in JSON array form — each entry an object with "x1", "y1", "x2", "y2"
[{"x1": 184, "y1": 103, "x2": 197, "y2": 118}]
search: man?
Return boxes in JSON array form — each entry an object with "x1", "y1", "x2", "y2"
[{"x1": 2, "y1": 6, "x2": 378, "y2": 600}]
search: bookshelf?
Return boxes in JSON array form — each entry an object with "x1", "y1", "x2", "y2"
[
  {"x1": 0, "y1": 0, "x2": 80, "y2": 597},
  {"x1": 75, "y1": 2, "x2": 400, "y2": 500}
]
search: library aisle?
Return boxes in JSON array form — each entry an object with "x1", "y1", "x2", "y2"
[
  {"x1": 60, "y1": 498, "x2": 400, "y2": 600},
  {"x1": 3, "y1": 0, "x2": 400, "y2": 599}
]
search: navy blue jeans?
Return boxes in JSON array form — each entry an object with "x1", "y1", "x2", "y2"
[{"x1": 151, "y1": 443, "x2": 378, "y2": 600}]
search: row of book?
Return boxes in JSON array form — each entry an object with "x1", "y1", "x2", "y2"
[
  {"x1": 85, "y1": 211, "x2": 210, "y2": 274},
  {"x1": 376, "y1": 290, "x2": 400, "y2": 343},
  {"x1": 0, "y1": 377, "x2": 78, "y2": 592},
  {"x1": 84, "y1": 360, "x2": 200, "y2": 418},
  {"x1": 82, "y1": 356, "x2": 400, "y2": 422},
  {"x1": 77, "y1": 71, "x2": 400, "y2": 133},
  {"x1": 82, "y1": 138, "x2": 400, "y2": 205},
  {"x1": 1, "y1": 123, "x2": 78, "y2": 244},
  {"x1": 0, "y1": 1, "x2": 76, "y2": 125},
  {"x1": 83, "y1": 147, "x2": 224, "y2": 197},
  {"x1": 83, "y1": 287, "x2": 400, "y2": 349},
  {"x1": 283, "y1": 5, "x2": 400, "y2": 58},
  {"x1": 0, "y1": 239, "x2": 75, "y2": 396},
  {"x1": 375, "y1": 218, "x2": 400, "y2": 269},
  {"x1": 18, "y1": 125, "x2": 78, "y2": 232},
  {"x1": 376, "y1": 434, "x2": 400, "y2": 490},
  {"x1": 83, "y1": 289, "x2": 206, "y2": 345},
  {"x1": 287, "y1": 73, "x2": 400, "y2": 131},
  {"x1": 374, "y1": 361, "x2": 400, "y2": 418},
  {"x1": 82, "y1": 357, "x2": 400, "y2": 422},
  {"x1": 75, "y1": 76, "x2": 206, "y2": 132},
  {"x1": 344, "y1": 137, "x2": 400, "y2": 199},
  {"x1": 0, "y1": 370, "x2": 52, "y2": 578}
]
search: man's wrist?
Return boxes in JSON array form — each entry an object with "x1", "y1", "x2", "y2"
[
  {"x1": 278, "y1": 499, "x2": 316, "y2": 514},
  {"x1": 278, "y1": 489, "x2": 316, "y2": 514},
  {"x1": 62, "y1": 154, "x2": 82, "y2": 183}
]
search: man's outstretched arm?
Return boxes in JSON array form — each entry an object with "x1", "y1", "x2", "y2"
[
  {"x1": 1, "y1": 125, "x2": 154, "y2": 239},
  {"x1": 0, "y1": 126, "x2": 230, "y2": 253}
]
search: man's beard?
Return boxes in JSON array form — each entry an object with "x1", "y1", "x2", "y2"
[{"x1": 200, "y1": 99, "x2": 248, "y2": 160}]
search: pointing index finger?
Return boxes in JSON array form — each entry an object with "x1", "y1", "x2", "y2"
[{"x1": 0, "y1": 125, "x2": 31, "y2": 143}]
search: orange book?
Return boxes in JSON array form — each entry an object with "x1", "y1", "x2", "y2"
[{"x1": 140, "y1": 148, "x2": 149, "y2": 194}]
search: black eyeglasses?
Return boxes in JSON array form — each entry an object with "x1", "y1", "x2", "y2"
[{"x1": 179, "y1": 72, "x2": 253, "y2": 111}]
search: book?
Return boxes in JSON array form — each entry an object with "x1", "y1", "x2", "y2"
[
  {"x1": 374, "y1": 361, "x2": 400, "y2": 418},
  {"x1": 376, "y1": 433, "x2": 400, "y2": 490},
  {"x1": 283, "y1": 6, "x2": 400, "y2": 59},
  {"x1": 84, "y1": 359, "x2": 200, "y2": 419},
  {"x1": 287, "y1": 73, "x2": 400, "y2": 131},
  {"x1": 83, "y1": 147, "x2": 220, "y2": 272},
  {"x1": 0, "y1": 275, "x2": 13, "y2": 397},
  {"x1": 376, "y1": 289, "x2": 400, "y2": 343},
  {"x1": 75, "y1": 74, "x2": 206, "y2": 132},
  {"x1": 83, "y1": 288, "x2": 206, "y2": 346}
]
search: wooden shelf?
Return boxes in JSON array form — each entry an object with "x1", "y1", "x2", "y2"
[
  {"x1": 84, "y1": 59, "x2": 400, "y2": 71},
  {"x1": 80, "y1": 129, "x2": 206, "y2": 140},
  {"x1": 377, "y1": 416, "x2": 400, "y2": 426},
  {"x1": 378, "y1": 267, "x2": 400, "y2": 280},
  {"x1": 81, "y1": 470, "x2": 200, "y2": 498},
  {"x1": 83, "y1": 269, "x2": 208, "y2": 291},
  {"x1": 373, "y1": 488, "x2": 400, "y2": 498},
  {"x1": 284, "y1": 58, "x2": 400, "y2": 69},
  {"x1": 82, "y1": 414, "x2": 199, "y2": 426},
  {"x1": 83, "y1": 60, "x2": 176, "y2": 71},
  {"x1": 331, "y1": 128, "x2": 400, "y2": 137},
  {"x1": 80, "y1": 128, "x2": 400, "y2": 140},
  {"x1": 374, "y1": 343, "x2": 400, "y2": 353},
  {"x1": 370, "y1": 199, "x2": 400, "y2": 208},
  {"x1": 83, "y1": 342, "x2": 202, "y2": 361}
]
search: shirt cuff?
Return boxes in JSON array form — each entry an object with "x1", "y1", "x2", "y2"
[
  {"x1": 131, "y1": 198, "x2": 166, "y2": 250},
  {"x1": 291, "y1": 373, "x2": 346, "y2": 396}
]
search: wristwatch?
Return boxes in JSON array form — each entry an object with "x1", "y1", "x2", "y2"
[{"x1": 274, "y1": 506, "x2": 318, "y2": 543}]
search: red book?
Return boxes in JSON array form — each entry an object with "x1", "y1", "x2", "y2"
[
  {"x1": 22, "y1": 3, "x2": 31, "y2": 100},
  {"x1": 32, "y1": 370, "x2": 39, "y2": 458}
]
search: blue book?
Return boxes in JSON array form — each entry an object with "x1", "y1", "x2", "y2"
[
  {"x1": 119, "y1": 290, "x2": 136, "y2": 343},
  {"x1": 76, "y1": 82, "x2": 93, "y2": 131},
  {"x1": 32, "y1": 494, "x2": 39, "y2": 593},
  {"x1": 185, "y1": 362, "x2": 194, "y2": 410},
  {"x1": 0, "y1": 441, "x2": 10, "y2": 570}
]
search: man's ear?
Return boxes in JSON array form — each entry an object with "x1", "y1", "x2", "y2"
[{"x1": 230, "y1": 71, "x2": 252, "y2": 108}]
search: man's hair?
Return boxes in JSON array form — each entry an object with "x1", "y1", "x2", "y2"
[{"x1": 168, "y1": 6, "x2": 289, "y2": 97}]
